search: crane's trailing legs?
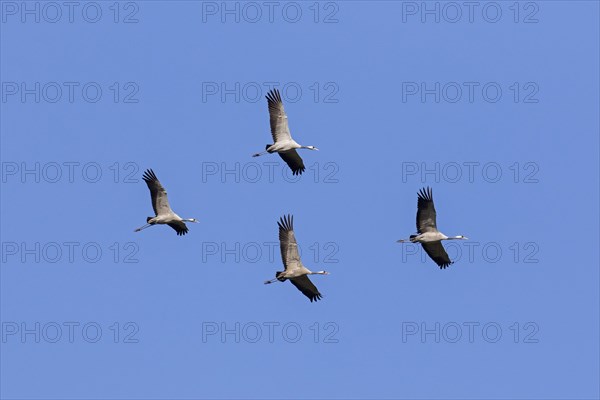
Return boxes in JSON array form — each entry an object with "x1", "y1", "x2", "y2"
[
  {"x1": 253, "y1": 143, "x2": 274, "y2": 157},
  {"x1": 134, "y1": 223, "x2": 153, "y2": 232},
  {"x1": 134, "y1": 216, "x2": 156, "y2": 232},
  {"x1": 264, "y1": 270, "x2": 285, "y2": 284}
]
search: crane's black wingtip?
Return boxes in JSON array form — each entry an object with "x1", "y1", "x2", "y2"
[
  {"x1": 437, "y1": 261, "x2": 454, "y2": 269},
  {"x1": 142, "y1": 168, "x2": 158, "y2": 183},
  {"x1": 417, "y1": 186, "x2": 433, "y2": 202},
  {"x1": 291, "y1": 166, "x2": 306, "y2": 176},
  {"x1": 309, "y1": 293, "x2": 323, "y2": 302},
  {"x1": 278, "y1": 214, "x2": 294, "y2": 231},
  {"x1": 265, "y1": 88, "x2": 282, "y2": 104},
  {"x1": 170, "y1": 224, "x2": 189, "y2": 236}
]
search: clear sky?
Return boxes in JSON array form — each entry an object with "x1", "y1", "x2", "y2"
[{"x1": 1, "y1": 1, "x2": 599, "y2": 399}]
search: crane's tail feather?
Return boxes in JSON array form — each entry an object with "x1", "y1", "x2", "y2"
[
  {"x1": 276, "y1": 271, "x2": 286, "y2": 282},
  {"x1": 397, "y1": 234, "x2": 419, "y2": 243},
  {"x1": 265, "y1": 144, "x2": 272, "y2": 151},
  {"x1": 146, "y1": 217, "x2": 153, "y2": 223}
]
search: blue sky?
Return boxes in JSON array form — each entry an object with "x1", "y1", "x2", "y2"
[{"x1": 1, "y1": 1, "x2": 599, "y2": 399}]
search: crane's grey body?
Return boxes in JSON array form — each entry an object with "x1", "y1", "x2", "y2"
[
  {"x1": 266, "y1": 139, "x2": 302, "y2": 153},
  {"x1": 397, "y1": 187, "x2": 467, "y2": 268},
  {"x1": 264, "y1": 214, "x2": 329, "y2": 302},
  {"x1": 409, "y1": 231, "x2": 450, "y2": 243},
  {"x1": 252, "y1": 89, "x2": 318, "y2": 176},
  {"x1": 134, "y1": 169, "x2": 198, "y2": 236}
]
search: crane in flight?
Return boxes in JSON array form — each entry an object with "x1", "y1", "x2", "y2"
[
  {"x1": 134, "y1": 169, "x2": 198, "y2": 236},
  {"x1": 397, "y1": 187, "x2": 467, "y2": 268},
  {"x1": 264, "y1": 214, "x2": 329, "y2": 302},
  {"x1": 252, "y1": 89, "x2": 318, "y2": 176}
]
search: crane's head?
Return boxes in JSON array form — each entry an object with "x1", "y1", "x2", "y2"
[
  {"x1": 313, "y1": 270, "x2": 330, "y2": 275},
  {"x1": 186, "y1": 218, "x2": 199, "y2": 223},
  {"x1": 302, "y1": 145, "x2": 319, "y2": 151},
  {"x1": 454, "y1": 235, "x2": 468, "y2": 240}
]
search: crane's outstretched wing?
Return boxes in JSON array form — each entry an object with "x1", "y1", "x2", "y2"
[
  {"x1": 168, "y1": 221, "x2": 189, "y2": 236},
  {"x1": 278, "y1": 214, "x2": 301, "y2": 271},
  {"x1": 266, "y1": 89, "x2": 292, "y2": 143},
  {"x1": 289, "y1": 275, "x2": 323, "y2": 302},
  {"x1": 142, "y1": 169, "x2": 172, "y2": 216},
  {"x1": 278, "y1": 150, "x2": 305, "y2": 176},
  {"x1": 417, "y1": 187, "x2": 437, "y2": 233},
  {"x1": 422, "y1": 242, "x2": 453, "y2": 269}
]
